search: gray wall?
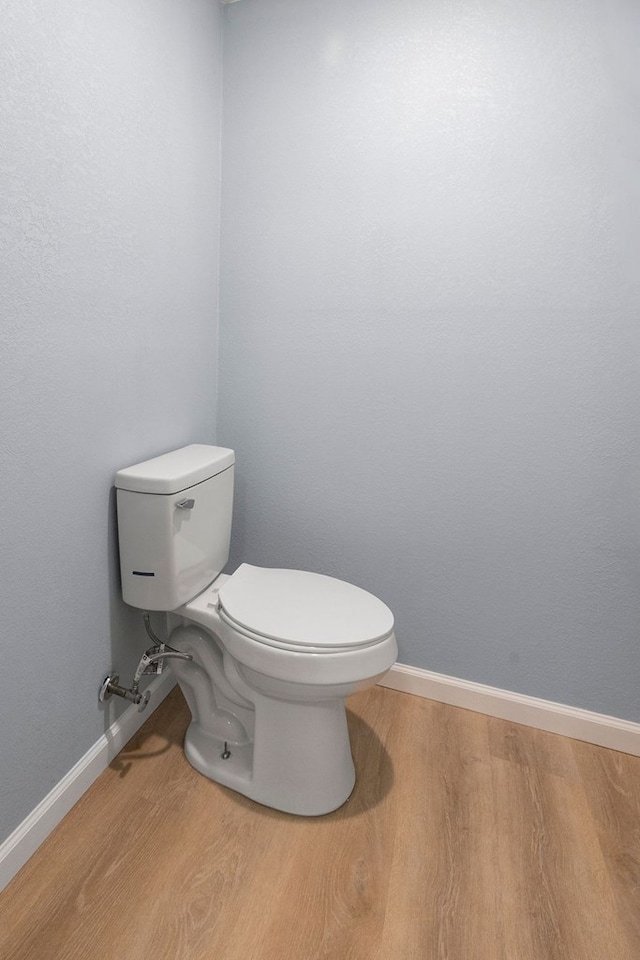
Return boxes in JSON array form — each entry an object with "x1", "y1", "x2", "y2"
[
  {"x1": 0, "y1": 0, "x2": 222, "y2": 844},
  {"x1": 3, "y1": 0, "x2": 640, "y2": 854},
  {"x1": 219, "y1": 0, "x2": 640, "y2": 720}
]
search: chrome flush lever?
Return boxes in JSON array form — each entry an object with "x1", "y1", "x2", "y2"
[{"x1": 175, "y1": 498, "x2": 195, "y2": 509}]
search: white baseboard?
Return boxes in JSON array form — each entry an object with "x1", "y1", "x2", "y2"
[
  {"x1": 4, "y1": 663, "x2": 638, "y2": 895},
  {"x1": 380, "y1": 662, "x2": 640, "y2": 757},
  {"x1": 0, "y1": 671, "x2": 176, "y2": 893}
]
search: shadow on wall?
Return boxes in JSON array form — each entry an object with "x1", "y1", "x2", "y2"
[{"x1": 101, "y1": 485, "x2": 166, "y2": 735}]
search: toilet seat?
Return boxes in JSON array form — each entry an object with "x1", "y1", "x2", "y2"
[{"x1": 217, "y1": 563, "x2": 394, "y2": 654}]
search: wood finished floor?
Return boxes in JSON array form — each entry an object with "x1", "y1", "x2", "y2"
[{"x1": 1, "y1": 685, "x2": 640, "y2": 960}]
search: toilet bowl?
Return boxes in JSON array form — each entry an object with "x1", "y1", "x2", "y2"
[{"x1": 115, "y1": 445, "x2": 397, "y2": 815}]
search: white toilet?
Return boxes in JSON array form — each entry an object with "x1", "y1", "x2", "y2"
[{"x1": 115, "y1": 444, "x2": 397, "y2": 815}]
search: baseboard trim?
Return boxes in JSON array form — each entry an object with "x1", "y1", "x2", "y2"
[
  {"x1": 380, "y1": 663, "x2": 640, "y2": 757},
  {"x1": 4, "y1": 663, "x2": 638, "y2": 894},
  {"x1": 0, "y1": 671, "x2": 176, "y2": 893}
]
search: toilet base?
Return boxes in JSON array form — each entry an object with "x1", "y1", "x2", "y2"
[
  {"x1": 183, "y1": 722, "x2": 255, "y2": 796},
  {"x1": 181, "y1": 693, "x2": 356, "y2": 816}
]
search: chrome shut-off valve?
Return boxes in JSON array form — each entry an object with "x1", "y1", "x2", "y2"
[
  {"x1": 99, "y1": 612, "x2": 192, "y2": 712},
  {"x1": 99, "y1": 674, "x2": 152, "y2": 712}
]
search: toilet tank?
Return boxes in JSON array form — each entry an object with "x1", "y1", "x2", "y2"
[{"x1": 115, "y1": 445, "x2": 235, "y2": 611}]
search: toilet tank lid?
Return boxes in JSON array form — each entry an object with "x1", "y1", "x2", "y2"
[{"x1": 115, "y1": 444, "x2": 235, "y2": 495}]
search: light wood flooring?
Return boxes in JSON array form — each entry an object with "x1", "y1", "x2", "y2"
[{"x1": 1, "y1": 684, "x2": 640, "y2": 959}]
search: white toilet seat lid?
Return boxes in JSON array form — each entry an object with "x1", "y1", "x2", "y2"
[{"x1": 217, "y1": 564, "x2": 394, "y2": 651}]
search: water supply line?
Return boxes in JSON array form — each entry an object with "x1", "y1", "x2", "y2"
[
  {"x1": 99, "y1": 611, "x2": 192, "y2": 711},
  {"x1": 142, "y1": 610, "x2": 162, "y2": 646}
]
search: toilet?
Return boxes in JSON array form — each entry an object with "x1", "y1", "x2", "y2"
[{"x1": 115, "y1": 444, "x2": 397, "y2": 815}]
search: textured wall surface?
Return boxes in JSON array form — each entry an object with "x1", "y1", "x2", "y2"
[
  {"x1": 0, "y1": 0, "x2": 222, "y2": 844},
  {"x1": 219, "y1": 0, "x2": 640, "y2": 720},
  {"x1": 3, "y1": 0, "x2": 640, "y2": 855}
]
